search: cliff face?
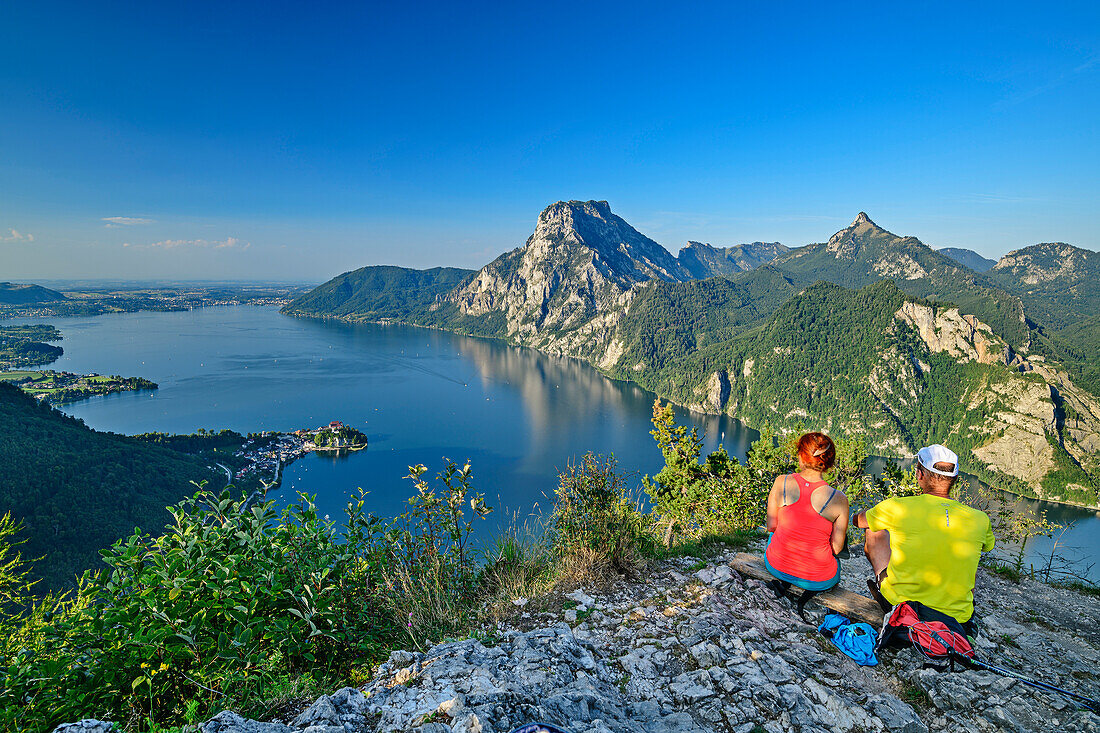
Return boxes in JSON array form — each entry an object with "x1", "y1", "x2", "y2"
[
  {"x1": 992, "y1": 242, "x2": 1098, "y2": 285},
  {"x1": 894, "y1": 302, "x2": 1011, "y2": 365},
  {"x1": 676, "y1": 240, "x2": 789, "y2": 279},
  {"x1": 449, "y1": 200, "x2": 689, "y2": 360}
]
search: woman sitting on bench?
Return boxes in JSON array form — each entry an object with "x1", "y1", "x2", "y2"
[{"x1": 764, "y1": 432, "x2": 849, "y2": 619}]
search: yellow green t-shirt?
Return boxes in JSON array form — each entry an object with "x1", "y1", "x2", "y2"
[{"x1": 865, "y1": 493, "x2": 995, "y2": 622}]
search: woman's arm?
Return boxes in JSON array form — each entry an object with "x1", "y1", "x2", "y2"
[
  {"x1": 765, "y1": 476, "x2": 783, "y2": 533},
  {"x1": 830, "y1": 493, "x2": 850, "y2": 555}
]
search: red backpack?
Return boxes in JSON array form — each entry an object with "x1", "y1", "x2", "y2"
[{"x1": 876, "y1": 601, "x2": 974, "y2": 665}]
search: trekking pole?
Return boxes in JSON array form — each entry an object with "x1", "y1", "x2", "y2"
[{"x1": 951, "y1": 652, "x2": 1100, "y2": 712}]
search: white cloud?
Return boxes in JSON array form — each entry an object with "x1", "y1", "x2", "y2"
[
  {"x1": 129, "y1": 237, "x2": 250, "y2": 251},
  {"x1": 103, "y1": 216, "x2": 155, "y2": 227},
  {"x1": 0, "y1": 228, "x2": 34, "y2": 243}
]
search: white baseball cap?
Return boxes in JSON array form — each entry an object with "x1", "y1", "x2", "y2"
[{"x1": 916, "y1": 444, "x2": 959, "y2": 477}]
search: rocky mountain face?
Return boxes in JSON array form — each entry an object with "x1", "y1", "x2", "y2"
[
  {"x1": 448, "y1": 200, "x2": 691, "y2": 360},
  {"x1": 988, "y1": 242, "x2": 1100, "y2": 331},
  {"x1": 70, "y1": 546, "x2": 1100, "y2": 733},
  {"x1": 992, "y1": 242, "x2": 1098, "y2": 285},
  {"x1": 939, "y1": 247, "x2": 997, "y2": 272},
  {"x1": 676, "y1": 240, "x2": 789, "y2": 279},
  {"x1": 776, "y1": 212, "x2": 950, "y2": 284}
]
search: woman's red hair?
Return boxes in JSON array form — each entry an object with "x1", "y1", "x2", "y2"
[{"x1": 797, "y1": 432, "x2": 835, "y2": 471}]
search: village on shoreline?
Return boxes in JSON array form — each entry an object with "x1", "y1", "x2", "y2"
[{"x1": 228, "y1": 420, "x2": 368, "y2": 488}]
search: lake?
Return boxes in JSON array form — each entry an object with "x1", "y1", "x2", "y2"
[
  {"x1": 13, "y1": 305, "x2": 1100, "y2": 581},
  {"x1": 29, "y1": 306, "x2": 753, "y2": 529}
]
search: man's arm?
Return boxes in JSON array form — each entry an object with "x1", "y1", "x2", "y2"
[{"x1": 852, "y1": 509, "x2": 870, "y2": 529}]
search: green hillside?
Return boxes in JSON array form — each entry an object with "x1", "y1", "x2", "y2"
[
  {"x1": 0, "y1": 282, "x2": 66, "y2": 305},
  {"x1": 607, "y1": 267, "x2": 797, "y2": 398},
  {"x1": 939, "y1": 247, "x2": 996, "y2": 272},
  {"x1": 0, "y1": 382, "x2": 222, "y2": 591},
  {"x1": 283, "y1": 265, "x2": 474, "y2": 321}
]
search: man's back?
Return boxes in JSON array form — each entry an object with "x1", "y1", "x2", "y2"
[{"x1": 865, "y1": 493, "x2": 995, "y2": 622}]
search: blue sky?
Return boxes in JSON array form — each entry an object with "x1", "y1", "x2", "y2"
[{"x1": 1, "y1": 1, "x2": 1097, "y2": 281}]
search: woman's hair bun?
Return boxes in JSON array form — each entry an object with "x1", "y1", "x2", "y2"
[{"x1": 797, "y1": 432, "x2": 836, "y2": 471}]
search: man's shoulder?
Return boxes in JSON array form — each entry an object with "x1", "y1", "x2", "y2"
[
  {"x1": 951, "y1": 500, "x2": 992, "y2": 524},
  {"x1": 872, "y1": 494, "x2": 920, "y2": 510}
]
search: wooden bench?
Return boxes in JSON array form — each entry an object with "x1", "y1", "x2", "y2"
[{"x1": 729, "y1": 552, "x2": 886, "y2": 627}]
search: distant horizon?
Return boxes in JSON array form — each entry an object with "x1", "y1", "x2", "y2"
[
  {"x1": 6, "y1": 203, "x2": 1099, "y2": 286},
  {"x1": 2, "y1": 3, "x2": 1097, "y2": 280}
]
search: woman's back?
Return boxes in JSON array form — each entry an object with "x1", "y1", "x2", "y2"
[{"x1": 766, "y1": 473, "x2": 841, "y2": 584}]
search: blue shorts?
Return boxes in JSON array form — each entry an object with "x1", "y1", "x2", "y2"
[{"x1": 765, "y1": 535, "x2": 841, "y2": 592}]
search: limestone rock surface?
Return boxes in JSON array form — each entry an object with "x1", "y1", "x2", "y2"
[{"x1": 113, "y1": 544, "x2": 1100, "y2": 733}]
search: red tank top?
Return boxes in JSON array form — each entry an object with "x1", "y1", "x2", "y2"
[{"x1": 765, "y1": 473, "x2": 838, "y2": 582}]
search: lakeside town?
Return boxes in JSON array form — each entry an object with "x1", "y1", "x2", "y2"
[
  {"x1": 0, "y1": 283, "x2": 314, "y2": 319},
  {"x1": 229, "y1": 420, "x2": 368, "y2": 486},
  {"x1": 0, "y1": 369, "x2": 158, "y2": 405}
]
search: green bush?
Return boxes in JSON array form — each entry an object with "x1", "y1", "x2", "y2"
[
  {"x1": 643, "y1": 400, "x2": 775, "y2": 541},
  {"x1": 552, "y1": 453, "x2": 652, "y2": 573},
  {"x1": 1, "y1": 488, "x2": 395, "y2": 732},
  {"x1": 0, "y1": 458, "x2": 498, "y2": 732},
  {"x1": 382, "y1": 461, "x2": 491, "y2": 649}
]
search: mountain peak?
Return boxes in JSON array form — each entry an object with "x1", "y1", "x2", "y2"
[
  {"x1": 852, "y1": 212, "x2": 875, "y2": 227},
  {"x1": 539, "y1": 200, "x2": 613, "y2": 224}
]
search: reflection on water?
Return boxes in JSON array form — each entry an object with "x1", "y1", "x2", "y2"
[
  {"x1": 7, "y1": 306, "x2": 1095, "y2": 581},
  {"x1": 16, "y1": 307, "x2": 757, "y2": 537},
  {"x1": 988, "y1": 489, "x2": 1100, "y2": 581}
]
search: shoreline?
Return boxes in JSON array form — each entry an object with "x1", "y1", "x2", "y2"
[
  {"x1": 283, "y1": 309, "x2": 1100, "y2": 513},
  {"x1": 228, "y1": 424, "x2": 368, "y2": 493}
]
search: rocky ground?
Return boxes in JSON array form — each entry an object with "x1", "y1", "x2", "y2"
[{"x1": 58, "y1": 542, "x2": 1099, "y2": 733}]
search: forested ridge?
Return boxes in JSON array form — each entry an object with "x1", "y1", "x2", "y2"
[
  {"x1": 771, "y1": 217, "x2": 1032, "y2": 348},
  {"x1": 0, "y1": 382, "x2": 221, "y2": 591},
  {"x1": 0, "y1": 282, "x2": 66, "y2": 305},
  {"x1": 283, "y1": 265, "x2": 474, "y2": 321}
]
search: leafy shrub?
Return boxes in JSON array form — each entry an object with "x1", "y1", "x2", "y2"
[
  {"x1": 643, "y1": 400, "x2": 773, "y2": 541},
  {"x1": 381, "y1": 461, "x2": 492, "y2": 649},
  {"x1": 0, "y1": 512, "x2": 36, "y2": 614},
  {"x1": 0, "y1": 458, "x2": 497, "y2": 732},
  {"x1": 1, "y1": 488, "x2": 395, "y2": 732},
  {"x1": 552, "y1": 453, "x2": 651, "y2": 574}
]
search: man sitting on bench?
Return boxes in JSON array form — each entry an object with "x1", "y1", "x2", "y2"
[{"x1": 853, "y1": 444, "x2": 995, "y2": 631}]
